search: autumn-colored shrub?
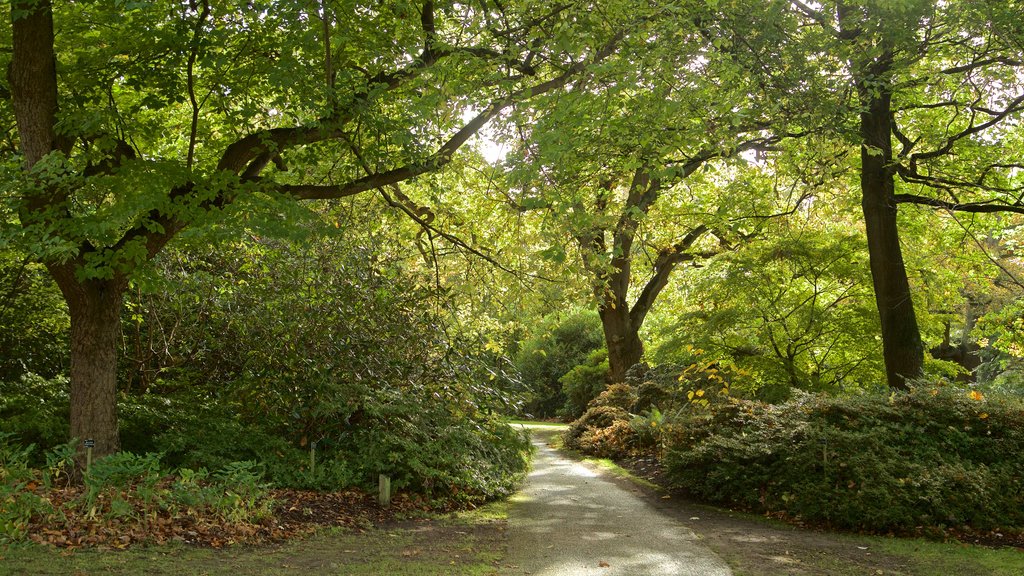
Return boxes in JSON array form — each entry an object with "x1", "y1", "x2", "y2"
[
  {"x1": 563, "y1": 406, "x2": 635, "y2": 458},
  {"x1": 663, "y1": 385, "x2": 1024, "y2": 533},
  {"x1": 570, "y1": 420, "x2": 637, "y2": 458},
  {"x1": 588, "y1": 383, "x2": 637, "y2": 411},
  {"x1": 626, "y1": 360, "x2": 748, "y2": 414}
]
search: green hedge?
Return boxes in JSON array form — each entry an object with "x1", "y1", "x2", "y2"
[{"x1": 664, "y1": 386, "x2": 1024, "y2": 533}]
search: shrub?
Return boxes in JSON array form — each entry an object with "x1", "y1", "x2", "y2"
[
  {"x1": 349, "y1": 408, "x2": 529, "y2": 503},
  {"x1": 588, "y1": 383, "x2": 637, "y2": 411},
  {"x1": 83, "y1": 452, "x2": 164, "y2": 516},
  {"x1": 560, "y1": 349, "x2": 610, "y2": 419},
  {"x1": 514, "y1": 311, "x2": 605, "y2": 418},
  {"x1": 663, "y1": 386, "x2": 1024, "y2": 533},
  {"x1": 628, "y1": 407, "x2": 669, "y2": 450},
  {"x1": 571, "y1": 420, "x2": 636, "y2": 458},
  {"x1": 0, "y1": 254, "x2": 69, "y2": 381},
  {"x1": 211, "y1": 461, "x2": 275, "y2": 522},
  {"x1": 0, "y1": 374, "x2": 70, "y2": 461},
  {"x1": 0, "y1": 435, "x2": 52, "y2": 542},
  {"x1": 563, "y1": 406, "x2": 635, "y2": 458},
  {"x1": 3, "y1": 231, "x2": 533, "y2": 506},
  {"x1": 626, "y1": 362, "x2": 693, "y2": 413}
]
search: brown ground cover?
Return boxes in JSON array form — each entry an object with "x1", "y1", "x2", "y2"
[{"x1": 24, "y1": 485, "x2": 442, "y2": 550}]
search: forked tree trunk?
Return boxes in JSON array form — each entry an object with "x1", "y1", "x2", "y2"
[
  {"x1": 858, "y1": 74, "x2": 924, "y2": 390},
  {"x1": 51, "y1": 269, "x2": 126, "y2": 459},
  {"x1": 600, "y1": 302, "x2": 643, "y2": 384}
]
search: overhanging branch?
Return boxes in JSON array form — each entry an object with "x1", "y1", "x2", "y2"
[{"x1": 894, "y1": 193, "x2": 1024, "y2": 215}]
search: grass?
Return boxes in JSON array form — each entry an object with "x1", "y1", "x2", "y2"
[
  {"x1": 580, "y1": 456, "x2": 661, "y2": 491},
  {"x1": 505, "y1": 419, "x2": 568, "y2": 429},
  {"x1": 870, "y1": 537, "x2": 1024, "y2": 576},
  {"x1": 0, "y1": 507, "x2": 509, "y2": 576}
]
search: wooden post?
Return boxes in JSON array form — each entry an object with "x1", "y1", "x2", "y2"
[
  {"x1": 378, "y1": 474, "x2": 391, "y2": 507},
  {"x1": 309, "y1": 441, "x2": 316, "y2": 476}
]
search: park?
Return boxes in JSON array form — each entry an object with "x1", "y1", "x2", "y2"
[{"x1": 2, "y1": 0, "x2": 1024, "y2": 573}]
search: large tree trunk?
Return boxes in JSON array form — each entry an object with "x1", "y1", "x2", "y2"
[
  {"x1": 858, "y1": 76, "x2": 924, "y2": 390},
  {"x1": 599, "y1": 301, "x2": 643, "y2": 384},
  {"x1": 50, "y1": 268, "x2": 126, "y2": 459}
]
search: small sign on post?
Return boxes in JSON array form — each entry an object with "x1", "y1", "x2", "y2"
[
  {"x1": 378, "y1": 474, "x2": 391, "y2": 507},
  {"x1": 84, "y1": 439, "x2": 95, "y2": 472},
  {"x1": 309, "y1": 441, "x2": 317, "y2": 476}
]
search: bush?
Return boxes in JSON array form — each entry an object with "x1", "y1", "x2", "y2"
[
  {"x1": 3, "y1": 229, "x2": 532, "y2": 505},
  {"x1": 0, "y1": 435, "x2": 53, "y2": 542},
  {"x1": 514, "y1": 310, "x2": 605, "y2": 418},
  {"x1": 560, "y1": 349, "x2": 610, "y2": 419},
  {"x1": 0, "y1": 374, "x2": 70, "y2": 461},
  {"x1": 588, "y1": 383, "x2": 637, "y2": 411},
  {"x1": 628, "y1": 407, "x2": 669, "y2": 450},
  {"x1": 0, "y1": 253, "x2": 69, "y2": 381},
  {"x1": 563, "y1": 405, "x2": 635, "y2": 458},
  {"x1": 663, "y1": 386, "x2": 1024, "y2": 533}
]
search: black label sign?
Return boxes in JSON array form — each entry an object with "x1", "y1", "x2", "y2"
[{"x1": 84, "y1": 439, "x2": 95, "y2": 448}]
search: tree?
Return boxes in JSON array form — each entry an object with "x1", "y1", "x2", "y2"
[
  {"x1": 503, "y1": 2, "x2": 803, "y2": 382},
  {"x1": 788, "y1": 0, "x2": 1024, "y2": 388},
  {"x1": 662, "y1": 228, "x2": 884, "y2": 399},
  {"x1": 2, "y1": 0, "x2": 629, "y2": 458}
]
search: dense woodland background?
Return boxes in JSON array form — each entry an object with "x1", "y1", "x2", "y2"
[{"x1": 2, "y1": 0, "x2": 1024, "y2": 542}]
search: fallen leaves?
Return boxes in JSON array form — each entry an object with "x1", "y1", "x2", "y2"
[{"x1": 23, "y1": 485, "x2": 436, "y2": 550}]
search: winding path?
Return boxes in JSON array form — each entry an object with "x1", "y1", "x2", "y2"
[{"x1": 506, "y1": 427, "x2": 732, "y2": 576}]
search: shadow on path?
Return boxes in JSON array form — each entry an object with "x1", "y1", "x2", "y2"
[{"x1": 506, "y1": 428, "x2": 732, "y2": 576}]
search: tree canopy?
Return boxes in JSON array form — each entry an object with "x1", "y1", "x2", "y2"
[{"x1": 2, "y1": 0, "x2": 1023, "y2": 462}]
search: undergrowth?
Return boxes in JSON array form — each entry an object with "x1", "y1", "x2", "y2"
[{"x1": 662, "y1": 386, "x2": 1024, "y2": 534}]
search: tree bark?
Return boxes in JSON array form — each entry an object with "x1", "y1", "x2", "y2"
[
  {"x1": 8, "y1": 0, "x2": 61, "y2": 166},
  {"x1": 857, "y1": 65, "x2": 924, "y2": 389},
  {"x1": 10, "y1": 0, "x2": 124, "y2": 460},
  {"x1": 599, "y1": 300, "x2": 644, "y2": 384},
  {"x1": 50, "y1": 267, "x2": 127, "y2": 459}
]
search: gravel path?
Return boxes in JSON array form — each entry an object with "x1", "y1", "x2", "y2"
[{"x1": 506, "y1": 427, "x2": 732, "y2": 576}]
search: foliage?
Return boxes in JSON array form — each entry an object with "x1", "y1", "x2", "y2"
[
  {"x1": 0, "y1": 252, "x2": 68, "y2": 380},
  {"x1": 99, "y1": 219, "x2": 529, "y2": 499},
  {"x1": 513, "y1": 310, "x2": 605, "y2": 418},
  {"x1": 977, "y1": 297, "x2": 1024, "y2": 392},
  {"x1": 1, "y1": 213, "x2": 532, "y2": 502},
  {"x1": 628, "y1": 407, "x2": 667, "y2": 450},
  {"x1": 559, "y1": 349, "x2": 610, "y2": 420},
  {"x1": 564, "y1": 358, "x2": 752, "y2": 459},
  {"x1": 0, "y1": 373, "x2": 70, "y2": 457},
  {"x1": 0, "y1": 435, "x2": 276, "y2": 544},
  {"x1": 587, "y1": 383, "x2": 637, "y2": 411},
  {"x1": 651, "y1": 231, "x2": 885, "y2": 398},
  {"x1": 663, "y1": 386, "x2": 1024, "y2": 533},
  {"x1": 350, "y1": 411, "x2": 529, "y2": 502},
  {"x1": 0, "y1": 434, "x2": 53, "y2": 542},
  {"x1": 563, "y1": 406, "x2": 635, "y2": 458},
  {"x1": 78, "y1": 452, "x2": 275, "y2": 524}
]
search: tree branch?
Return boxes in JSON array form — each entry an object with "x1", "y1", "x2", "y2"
[
  {"x1": 186, "y1": 0, "x2": 211, "y2": 169},
  {"x1": 282, "y1": 31, "x2": 625, "y2": 200},
  {"x1": 629, "y1": 224, "x2": 710, "y2": 329},
  {"x1": 910, "y1": 94, "x2": 1024, "y2": 163},
  {"x1": 894, "y1": 193, "x2": 1024, "y2": 215},
  {"x1": 941, "y1": 56, "x2": 1023, "y2": 75}
]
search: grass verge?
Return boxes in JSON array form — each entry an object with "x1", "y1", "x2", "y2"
[
  {"x1": 505, "y1": 419, "x2": 569, "y2": 429},
  {"x1": 0, "y1": 505, "x2": 509, "y2": 576}
]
